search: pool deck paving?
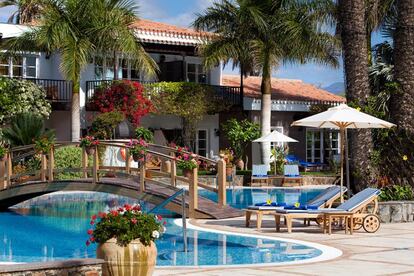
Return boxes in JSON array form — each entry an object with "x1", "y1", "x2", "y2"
[{"x1": 154, "y1": 216, "x2": 414, "y2": 276}]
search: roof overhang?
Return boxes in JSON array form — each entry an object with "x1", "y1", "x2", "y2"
[{"x1": 244, "y1": 97, "x2": 342, "y2": 112}]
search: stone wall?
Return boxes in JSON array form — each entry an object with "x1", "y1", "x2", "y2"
[
  {"x1": 378, "y1": 201, "x2": 414, "y2": 223},
  {"x1": 0, "y1": 259, "x2": 103, "y2": 276}
]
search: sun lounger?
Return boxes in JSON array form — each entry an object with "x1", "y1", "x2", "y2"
[
  {"x1": 274, "y1": 188, "x2": 381, "y2": 233},
  {"x1": 245, "y1": 186, "x2": 346, "y2": 229},
  {"x1": 250, "y1": 164, "x2": 269, "y2": 186}
]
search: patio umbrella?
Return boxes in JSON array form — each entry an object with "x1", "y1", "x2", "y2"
[
  {"x1": 253, "y1": 130, "x2": 298, "y2": 174},
  {"x1": 291, "y1": 104, "x2": 395, "y2": 202}
]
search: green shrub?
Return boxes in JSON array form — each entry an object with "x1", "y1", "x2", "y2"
[
  {"x1": 135, "y1": 127, "x2": 154, "y2": 142},
  {"x1": 91, "y1": 111, "x2": 125, "y2": 139},
  {"x1": 379, "y1": 185, "x2": 414, "y2": 201},
  {"x1": 0, "y1": 78, "x2": 51, "y2": 124},
  {"x1": 236, "y1": 170, "x2": 252, "y2": 176},
  {"x1": 54, "y1": 146, "x2": 92, "y2": 180}
]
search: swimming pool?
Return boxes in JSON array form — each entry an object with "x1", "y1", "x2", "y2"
[
  {"x1": 0, "y1": 192, "x2": 341, "y2": 266},
  {"x1": 199, "y1": 187, "x2": 324, "y2": 209}
]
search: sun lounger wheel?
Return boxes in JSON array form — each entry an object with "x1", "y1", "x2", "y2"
[
  {"x1": 362, "y1": 214, "x2": 380, "y2": 233},
  {"x1": 353, "y1": 217, "x2": 363, "y2": 230}
]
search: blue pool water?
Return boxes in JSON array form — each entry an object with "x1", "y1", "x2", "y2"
[
  {"x1": 0, "y1": 191, "x2": 324, "y2": 266},
  {"x1": 200, "y1": 188, "x2": 323, "y2": 209}
]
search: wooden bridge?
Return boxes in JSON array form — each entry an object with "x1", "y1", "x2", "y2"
[{"x1": 0, "y1": 141, "x2": 243, "y2": 219}]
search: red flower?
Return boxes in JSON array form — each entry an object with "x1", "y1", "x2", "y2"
[
  {"x1": 124, "y1": 204, "x2": 132, "y2": 211},
  {"x1": 157, "y1": 215, "x2": 162, "y2": 221},
  {"x1": 110, "y1": 210, "x2": 119, "y2": 216},
  {"x1": 132, "y1": 205, "x2": 141, "y2": 211},
  {"x1": 91, "y1": 215, "x2": 97, "y2": 221},
  {"x1": 98, "y1": 212, "x2": 107, "y2": 218},
  {"x1": 131, "y1": 218, "x2": 137, "y2": 224},
  {"x1": 163, "y1": 221, "x2": 167, "y2": 225},
  {"x1": 90, "y1": 220, "x2": 95, "y2": 225},
  {"x1": 87, "y1": 229, "x2": 93, "y2": 235},
  {"x1": 90, "y1": 236, "x2": 95, "y2": 242}
]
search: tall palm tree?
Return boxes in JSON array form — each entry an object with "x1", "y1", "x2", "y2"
[
  {"x1": 391, "y1": 0, "x2": 414, "y2": 132},
  {"x1": 194, "y1": 0, "x2": 339, "y2": 165},
  {"x1": 0, "y1": 0, "x2": 43, "y2": 24},
  {"x1": 2, "y1": 0, "x2": 157, "y2": 141},
  {"x1": 338, "y1": 0, "x2": 376, "y2": 191}
]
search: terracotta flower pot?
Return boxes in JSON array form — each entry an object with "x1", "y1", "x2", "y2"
[
  {"x1": 85, "y1": 146, "x2": 95, "y2": 155},
  {"x1": 182, "y1": 168, "x2": 193, "y2": 178},
  {"x1": 97, "y1": 238, "x2": 157, "y2": 276},
  {"x1": 235, "y1": 159, "x2": 244, "y2": 170}
]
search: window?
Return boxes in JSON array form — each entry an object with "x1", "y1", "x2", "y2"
[
  {"x1": 95, "y1": 56, "x2": 141, "y2": 80},
  {"x1": 0, "y1": 56, "x2": 37, "y2": 78},
  {"x1": 306, "y1": 129, "x2": 340, "y2": 163},
  {"x1": 187, "y1": 63, "x2": 207, "y2": 84},
  {"x1": 196, "y1": 129, "x2": 208, "y2": 157},
  {"x1": 0, "y1": 57, "x2": 9, "y2": 76},
  {"x1": 94, "y1": 56, "x2": 104, "y2": 80}
]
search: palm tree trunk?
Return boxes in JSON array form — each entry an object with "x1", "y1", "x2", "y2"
[
  {"x1": 260, "y1": 53, "x2": 272, "y2": 166},
  {"x1": 339, "y1": 0, "x2": 376, "y2": 191},
  {"x1": 391, "y1": 0, "x2": 414, "y2": 131},
  {"x1": 71, "y1": 85, "x2": 81, "y2": 142}
]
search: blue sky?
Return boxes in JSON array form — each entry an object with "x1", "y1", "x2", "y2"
[{"x1": 0, "y1": 0, "x2": 387, "y2": 87}]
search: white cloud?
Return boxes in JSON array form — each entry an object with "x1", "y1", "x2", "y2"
[{"x1": 135, "y1": 0, "x2": 167, "y2": 21}]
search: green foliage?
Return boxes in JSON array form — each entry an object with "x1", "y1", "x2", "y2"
[
  {"x1": 2, "y1": 113, "x2": 55, "y2": 146},
  {"x1": 379, "y1": 185, "x2": 414, "y2": 201},
  {"x1": 270, "y1": 146, "x2": 286, "y2": 175},
  {"x1": 0, "y1": 78, "x2": 51, "y2": 125},
  {"x1": 54, "y1": 146, "x2": 92, "y2": 180},
  {"x1": 33, "y1": 136, "x2": 55, "y2": 154},
  {"x1": 135, "y1": 127, "x2": 154, "y2": 143},
  {"x1": 221, "y1": 118, "x2": 260, "y2": 159},
  {"x1": 90, "y1": 111, "x2": 124, "y2": 139},
  {"x1": 177, "y1": 160, "x2": 198, "y2": 171},
  {"x1": 0, "y1": 143, "x2": 8, "y2": 159},
  {"x1": 87, "y1": 204, "x2": 165, "y2": 246}
]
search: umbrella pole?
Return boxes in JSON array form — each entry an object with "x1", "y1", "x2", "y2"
[
  {"x1": 345, "y1": 129, "x2": 351, "y2": 197},
  {"x1": 340, "y1": 127, "x2": 345, "y2": 203}
]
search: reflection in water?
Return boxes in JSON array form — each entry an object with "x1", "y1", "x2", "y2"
[{"x1": 0, "y1": 192, "x2": 322, "y2": 265}]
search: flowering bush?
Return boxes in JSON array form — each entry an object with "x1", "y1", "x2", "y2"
[
  {"x1": 86, "y1": 204, "x2": 166, "y2": 246},
  {"x1": 79, "y1": 136, "x2": 99, "y2": 148},
  {"x1": 128, "y1": 139, "x2": 149, "y2": 162},
  {"x1": 33, "y1": 136, "x2": 55, "y2": 154},
  {"x1": 91, "y1": 80, "x2": 153, "y2": 126},
  {"x1": 175, "y1": 146, "x2": 199, "y2": 171},
  {"x1": 220, "y1": 148, "x2": 234, "y2": 168}
]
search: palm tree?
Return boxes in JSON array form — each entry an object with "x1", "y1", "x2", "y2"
[
  {"x1": 0, "y1": 0, "x2": 43, "y2": 24},
  {"x1": 194, "y1": 0, "x2": 339, "y2": 165},
  {"x1": 391, "y1": 0, "x2": 414, "y2": 132},
  {"x1": 2, "y1": 0, "x2": 157, "y2": 141},
  {"x1": 338, "y1": 0, "x2": 376, "y2": 191}
]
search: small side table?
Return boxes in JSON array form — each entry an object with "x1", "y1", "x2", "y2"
[{"x1": 323, "y1": 212, "x2": 354, "y2": 235}]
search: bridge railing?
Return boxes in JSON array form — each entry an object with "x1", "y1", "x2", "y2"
[{"x1": 1, "y1": 141, "x2": 227, "y2": 218}]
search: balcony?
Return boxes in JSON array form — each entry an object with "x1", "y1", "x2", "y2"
[
  {"x1": 85, "y1": 79, "x2": 242, "y2": 111},
  {"x1": 9, "y1": 78, "x2": 73, "y2": 111}
]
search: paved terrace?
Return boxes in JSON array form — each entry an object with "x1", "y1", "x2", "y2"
[{"x1": 155, "y1": 217, "x2": 414, "y2": 276}]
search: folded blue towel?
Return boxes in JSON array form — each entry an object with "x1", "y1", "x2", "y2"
[
  {"x1": 255, "y1": 202, "x2": 286, "y2": 207},
  {"x1": 284, "y1": 204, "x2": 318, "y2": 210}
]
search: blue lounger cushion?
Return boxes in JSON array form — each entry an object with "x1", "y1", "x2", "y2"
[{"x1": 284, "y1": 205, "x2": 319, "y2": 210}]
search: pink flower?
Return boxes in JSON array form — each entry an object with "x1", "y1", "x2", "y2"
[
  {"x1": 87, "y1": 229, "x2": 93, "y2": 235},
  {"x1": 157, "y1": 215, "x2": 162, "y2": 221},
  {"x1": 91, "y1": 215, "x2": 97, "y2": 221},
  {"x1": 86, "y1": 240, "x2": 91, "y2": 246},
  {"x1": 163, "y1": 221, "x2": 167, "y2": 225},
  {"x1": 90, "y1": 220, "x2": 95, "y2": 225},
  {"x1": 131, "y1": 218, "x2": 137, "y2": 224}
]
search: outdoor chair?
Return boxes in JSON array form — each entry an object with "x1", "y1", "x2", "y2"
[
  {"x1": 285, "y1": 154, "x2": 324, "y2": 172},
  {"x1": 245, "y1": 186, "x2": 346, "y2": 229},
  {"x1": 250, "y1": 164, "x2": 269, "y2": 187},
  {"x1": 282, "y1": 164, "x2": 302, "y2": 186},
  {"x1": 274, "y1": 188, "x2": 381, "y2": 234}
]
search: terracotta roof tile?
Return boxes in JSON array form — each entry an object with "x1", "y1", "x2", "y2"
[
  {"x1": 222, "y1": 75, "x2": 346, "y2": 103},
  {"x1": 130, "y1": 19, "x2": 208, "y2": 38}
]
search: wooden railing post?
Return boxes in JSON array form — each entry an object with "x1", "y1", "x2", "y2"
[
  {"x1": 40, "y1": 153, "x2": 47, "y2": 182},
  {"x1": 161, "y1": 160, "x2": 171, "y2": 173},
  {"x1": 6, "y1": 153, "x2": 11, "y2": 187},
  {"x1": 48, "y1": 147, "x2": 54, "y2": 182},
  {"x1": 217, "y1": 156, "x2": 227, "y2": 207},
  {"x1": 92, "y1": 146, "x2": 99, "y2": 184},
  {"x1": 0, "y1": 158, "x2": 6, "y2": 190},
  {"x1": 170, "y1": 159, "x2": 176, "y2": 187},
  {"x1": 189, "y1": 166, "x2": 198, "y2": 218},
  {"x1": 139, "y1": 162, "x2": 146, "y2": 193},
  {"x1": 81, "y1": 147, "x2": 88, "y2": 178},
  {"x1": 125, "y1": 148, "x2": 130, "y2": 174}
]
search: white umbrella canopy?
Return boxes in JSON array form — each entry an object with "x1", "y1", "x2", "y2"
[
  {"x1": 291, "y1": 103, "x2": 396, "y2": 202},
  {"x1": 253, "y1": 130, "x2": 298, "y2": 143}
]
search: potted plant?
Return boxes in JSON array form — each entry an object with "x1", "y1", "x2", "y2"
[
  {"x1": 176, "y1": 151, "x2": 198, "y2": 178},
  {"x1": 33, "y1": 136, "x2": 55, "y2": 154},
  {"x1": 87, "y1": 204, "x2": 165, "y2": 276},
  {"x1": 128, "y1": 139, "x2": 149, "y2": 163},
  {"x1": 220, "y1": 148, "x2": 235, "y2": 177},
  {"x1": 80, "y1": 136, "x2": 100, "y2": 155},
  {"x1": 135, "y1": 127, "x2": 154, "y2": 143},
  {"x1": 0, "y1": 143, "x2": 8, "y2": 161}
]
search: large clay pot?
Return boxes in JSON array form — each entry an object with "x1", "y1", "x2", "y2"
[
  {"x1": 235, "y1": 159, "x2": 244, "y2": 170},
  {"x1": 85, "y1": 146, "x2": 95, "y2": 155},
  {"x1": 97, "y1": 238, "x2": 157, "y2": 276},
  {"x1": 182, "y1": 168, "x2": 192, "y2": 178}
]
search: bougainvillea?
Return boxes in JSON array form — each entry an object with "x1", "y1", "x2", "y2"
[{"x1": 91, "y1": 80, "x2": 153, "y2": 126}]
